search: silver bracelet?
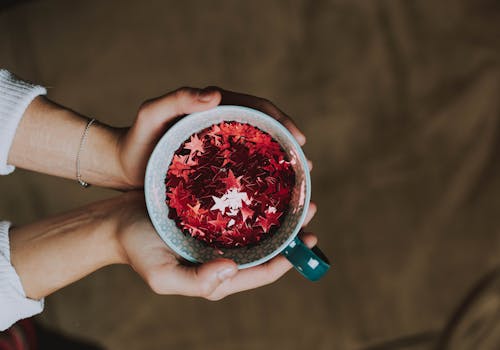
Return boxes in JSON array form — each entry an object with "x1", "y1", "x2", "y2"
[{"x1": 76, "y1": 118, "x2": 96, "y2": 188}]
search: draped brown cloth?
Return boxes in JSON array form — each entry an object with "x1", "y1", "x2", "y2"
[{"x1": 1, "y1": 1, "x2": 499, "y2": 349}]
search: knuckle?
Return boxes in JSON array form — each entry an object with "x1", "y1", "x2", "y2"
[
  {"x1": 146, "y1": 270, "x2": 164, "y2": 294},
  {"x1": 174, "y1": 87, "x2": 196, "y2": 101},
  {"x1": 265, "y1": 273, "x2": 279, "y2": 285},
  {"x1": 265, "y1": 265, "x2": 282, "y2": 284},
  {"x1": 205, "y1": 293, "x2": 225, "y2": 301},
  {"x1": 137, "y1": 100, "x2": 155, "y2": 120},
  {"x1": 197, "y1": 281, "x2": 215, "y2": 298}
]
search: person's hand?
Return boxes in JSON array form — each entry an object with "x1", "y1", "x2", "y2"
[
  {"x1": 117, "y1": 87, "x2": 310, "y2": 189},
  {"x1": 116, "y1": 192, "x2": 318, "y2": 300}
]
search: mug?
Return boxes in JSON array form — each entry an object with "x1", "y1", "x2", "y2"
[{"x1": 145, "y1": 106, "x2": 330, "y2": 281}]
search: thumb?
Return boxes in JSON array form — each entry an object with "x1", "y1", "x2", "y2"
[
  {"x1": 150, "y1": 258, "x2": 238, "y2": 299},
  {"x1": 134, "y1": 87, "x2": 221, "y2": 139}
]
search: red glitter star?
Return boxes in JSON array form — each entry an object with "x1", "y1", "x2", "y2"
[
  {"x1": 208, "y1": 213, "x2": 230, "y2": 231},
  {"x1": 256, "y1": 210, "x2": 282, "y2": 233},
  {"x1": 240, "y1": 203, "x2": 255, "y2": 222},
  {"x1": 184, "y1": 134, "x2": 205, "y2": 157},
  {"x1": 221, "y1": 169, "x2": 243, "y2": 190},
  {"x1": 188, "y1": 201, "x2": 207, "y2": 217}
]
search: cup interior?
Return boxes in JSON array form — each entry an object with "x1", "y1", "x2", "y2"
[{"x1": 145, "y1": 106, "x2": 311, "y2": 268}]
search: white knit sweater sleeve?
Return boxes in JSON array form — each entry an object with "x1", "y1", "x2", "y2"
[
  {"x1": 0, "y1": 69, "x2": 47, "y2": 175},
  {"x1": 0, "y1": 69, "x2": 46, "y2": 330},
  {"x1": 0, "y1": 222, "x2": 44, "y2": 330}
]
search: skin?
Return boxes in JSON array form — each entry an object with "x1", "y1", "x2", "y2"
[{"x1": 7, "y1": 87, "x2": 318, "y2": 301}]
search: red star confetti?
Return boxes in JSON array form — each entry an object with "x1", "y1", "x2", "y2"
[
  {"x1": 184, "y1": 134, "x2": 205, "y2": 157},
  {"x1": 165, "y1": 121, "x2": 295, "y2": 248}
]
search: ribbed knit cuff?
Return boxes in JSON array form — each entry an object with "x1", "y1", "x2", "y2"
[
  {"x1": 0, "y1": 221, "x2": 44, "y2": 331},
  {"x1": 0, "y1": 69, "x2": 47, "y2": 175}
]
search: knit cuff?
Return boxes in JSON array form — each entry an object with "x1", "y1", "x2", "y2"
[
  {"x1": 0, "y1": 221, "x2": 44, "y2": 331},
  {"x1": 0, "y1": 69, "x2": 47, "y2": 175}
]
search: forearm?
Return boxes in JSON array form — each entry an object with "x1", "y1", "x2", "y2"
[
  {"x1": 9, "y1": 196, "x2": 126, "y2": 300},
  {"x1": 7, "y1": 96, "x2": 131, "y2": 189}
]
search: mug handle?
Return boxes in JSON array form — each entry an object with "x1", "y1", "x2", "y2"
[{"x1": 281, "y1": 236, "x2": 331, "y2": 281}]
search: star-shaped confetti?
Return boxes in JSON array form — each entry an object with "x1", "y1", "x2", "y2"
[
  {"x1": 221, "y1": 169, "x2": 243, "y2": 190},
  {"x1": 211, "y1": 195, "x2": 229, "y2": 214},
  {"x1": 184, "y1": 134, "x2": 205, "y2": 157},
  {"x1": 165, "y1": 121, "x2": 295, "y2": 248}
]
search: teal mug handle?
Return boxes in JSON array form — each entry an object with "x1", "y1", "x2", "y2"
[{"x1": 281, "y1": 236, "x2": 330, "y2": 281}]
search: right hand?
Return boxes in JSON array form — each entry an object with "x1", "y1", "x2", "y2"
[{"x1": 115, "y1": 192, "x2": 318, "y2": 300}]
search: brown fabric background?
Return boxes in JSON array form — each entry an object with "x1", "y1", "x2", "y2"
[{"x1": 1, "y1": 1, "x2": 499, "y2": 349}]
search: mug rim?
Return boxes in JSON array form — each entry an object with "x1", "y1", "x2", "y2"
[{"x1": 144, "y1": 105, "x2": 311, "y2": 268}]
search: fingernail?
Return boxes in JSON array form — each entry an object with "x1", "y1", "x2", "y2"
[
  {"x1": 198, "y1": 88, "x2": 215, "y2": 102},
  {"x1": 217, "y1": 267, "x2": 236, "y2": 281}
]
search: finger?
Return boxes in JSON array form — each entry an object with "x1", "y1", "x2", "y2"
[
  {"x1": 147, "y1": 258, "x2": 237, "y2": 298},
  {"x1": 299, "y1": 232, "x2": 318, "y2": 247},
  {"x1": 307, "y1": 159, "x2": 313, "y2": 172},
  {"x1": 207, "y1": 232, "x2": 318, "y2": 300},
  {"x1": 302, "y1": 202, "x2": 317, "y2": 227},
  {"x1": 214, "y1": 87, "x2": 307, "y2": 146},
  {"x1": 134, "y1": 87, "x2": 222, "y2": 139}
]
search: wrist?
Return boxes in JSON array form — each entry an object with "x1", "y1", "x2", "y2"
[
  {"x1": 9, "y1": 96, "x2": 136, "y2": 190},
  {"x1": 94, "y1": 196, "x2": 131, "y2": 265},
  {"x1": 79, "y1": 122, "x2": 133, "y2": 190},
  {"x1": 107, "y1": 192, "x2": 146, "y2": 265},
  {"x1": 65, "y1": 197, "x2": 130, "y2": 267},
  {"x1": 114, "y1": 127, "x2": 144, "y2": 190}
]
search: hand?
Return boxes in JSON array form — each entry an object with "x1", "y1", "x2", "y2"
[
  {"x1": 116, "y1": 192, "x2": 318, "y2": 300},
  {"x1": 117, "y1": 87, "x2": 309, "y2": 189},
  {"x1": 217, "y1": 87, "x2": 307, "y2": 146}
]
